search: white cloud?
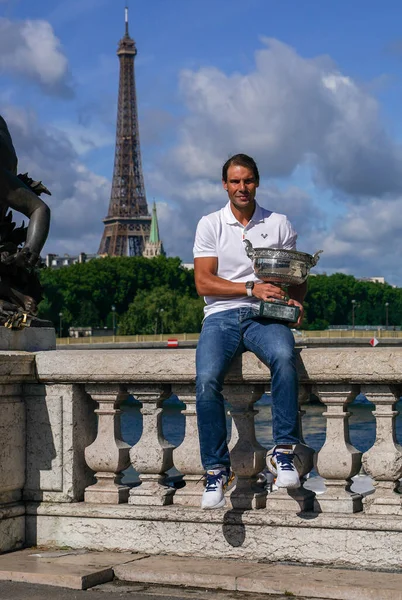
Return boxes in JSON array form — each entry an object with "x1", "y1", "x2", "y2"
[
  {"x1": 169, "y1": 39, "x2": 402, "y2": 198},
  {"x1": 0, "y1": 17, "x2": 72, "y2": 96},
  {"x1": 150, "y1": 38, "x2": 402, "y2": 283},
  {"x1": 54, "y1": 121, "x2": 114, "y2": 155},
  {"x1": 306, "y1": 195, "x2": 402, "y2": 284}
]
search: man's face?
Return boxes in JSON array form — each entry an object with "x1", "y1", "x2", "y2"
[{"x1": 223, "y1": 164, "x2": 259, "y2": 211}]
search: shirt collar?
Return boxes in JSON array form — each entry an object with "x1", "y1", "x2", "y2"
[{"x1": 223, "y1": 200, "x2": 264, "y2": 225}]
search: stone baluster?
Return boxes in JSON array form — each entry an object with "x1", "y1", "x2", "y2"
[
  {"x1": 361, "y1": 385, "x2": 402, "y2": 515},
  {"x1": 315, "y1": 384, "x2": 363, "y2": 513},
  {"x1": 84, "y1": 385, "x2": 130, "y2": 503},
  {"x1": 128, "y1": 384, "x2": 175, "y2": 506},
  {"x1": 172, "y1": 384, "x2": 205, "y2": 506},
  {"x1": 226, "y1": 384, "x2": 267, "y2": 509},
  {"x1": 265, "y1": 383, "x2": 316, "y2": 512}
]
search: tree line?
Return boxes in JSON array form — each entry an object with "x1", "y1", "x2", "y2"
[{"x1": 37, "y1": 257, "x2": 401, "y2": 334}]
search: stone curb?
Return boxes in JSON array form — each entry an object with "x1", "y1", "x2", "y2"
[
  {"x1": 0, "y1": 549, "x2": 148, "y2": 590},
  {"x1": 0, "y1": 550, "x2": 401, "y2": 598},
  {"x1": 113, "y1": 555, "x2": 402, "y2": 600}
]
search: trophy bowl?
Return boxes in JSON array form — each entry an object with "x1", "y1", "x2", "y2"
[
  {"x1": 244, "y1": 240, "x2": 322, "y2": 286},
  {"x1": 244, "y1": 240, "x2": 323, "y2": 322}
]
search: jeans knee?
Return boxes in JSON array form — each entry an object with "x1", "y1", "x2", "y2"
[
  {"x1": 196, "y1": 372, "x2": 223, "y2": 399},
  {"x1": 271, "y1": 346, "x2": 295, "y2": 368}
]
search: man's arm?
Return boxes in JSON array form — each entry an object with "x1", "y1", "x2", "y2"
[{"x1": 194, "y1": 257, "x2": 286, "y2": 302}]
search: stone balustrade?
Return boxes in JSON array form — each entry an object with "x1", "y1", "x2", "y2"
[{"x1": 0, "y1": 347, "x2": 402, "y2": 567}]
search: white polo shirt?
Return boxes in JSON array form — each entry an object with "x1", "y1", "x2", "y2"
[{"x1": 193, "y1": 200, "x2": 297, "y2": 318}]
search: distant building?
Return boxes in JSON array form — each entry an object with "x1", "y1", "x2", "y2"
[
  {"x1": 45, "y1": 204, "x2": 165, "y2": 268},
  {"x1": 358, "y1": 277, "x2": 386, "y2": 284},
  {"x1": 142, "y1": 202, "x2": 165, "y2": 258},
  {"x1": 69, "y1": 327, "x2": 114, "y2": 338},
  {"x1": 45, "y1": 253, "x2": 98, "y2": 269},
  {"x1": 68, "y1": 327, "x2": 92, "y2": 338}
]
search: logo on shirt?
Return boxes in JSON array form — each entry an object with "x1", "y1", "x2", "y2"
[{"x1": 261, "y1": 233, "x2": 268, "y2": 239}]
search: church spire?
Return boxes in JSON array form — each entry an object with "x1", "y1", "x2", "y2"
[
  {"x1": 143, "y1": 202, "x2": 165, "y2": 258},
  {"x1": 149, "y1": 202, "x2": 160, "y2": 243}
]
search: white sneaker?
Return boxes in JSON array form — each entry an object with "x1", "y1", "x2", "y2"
[
  {"x1": 201, "y1": 468, "x2": 236, "y2": 510},
  {"x1": 267, "y1": 447, "x2": 300, "y2": 489}
]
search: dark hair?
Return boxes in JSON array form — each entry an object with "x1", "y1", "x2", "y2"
[{"x1": 222, "y1": 154, "x2": 260, "y2": 184}]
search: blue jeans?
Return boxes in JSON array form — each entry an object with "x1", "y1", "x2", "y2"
[{"x1": 196, "y1": 307, "x2": 300, "y2": 470}]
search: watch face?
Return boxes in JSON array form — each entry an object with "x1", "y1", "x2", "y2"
[{"x1": 246, "y1": 281, "x2": 254, "y2": 289}]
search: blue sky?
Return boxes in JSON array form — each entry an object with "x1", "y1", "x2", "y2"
[{"x1": 2, "y1": 0, "x2": 402, "y2": 283}]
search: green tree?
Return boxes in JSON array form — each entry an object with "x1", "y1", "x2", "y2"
[
  {"x1": 38, "y1": 256, "x2": 198, "y2": 332},
  {"x1": 119, "y1": 286, "x2": 204, "y2": 335},
  {"x1": 38, "y1": 258, "x2": 402, "y2": 333},
  {"x1": 304, "y1": 273, "x2": 402, "y2": 329}
]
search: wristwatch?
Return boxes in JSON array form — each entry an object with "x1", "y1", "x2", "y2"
[{"x1": 245, "y1": 281, "x2": 255, "y2": 297}]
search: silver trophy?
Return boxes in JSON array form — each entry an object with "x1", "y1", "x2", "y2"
[{"x1": 244, "y1": 240, "x2": 322, "y2": 323}]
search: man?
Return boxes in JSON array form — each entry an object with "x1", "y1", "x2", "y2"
[{"x1": 193, "y1": 153, "x2": 305, "y2": 510}]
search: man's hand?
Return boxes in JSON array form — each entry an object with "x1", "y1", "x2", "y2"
[
  {"x1": 253, "y1": 282, "x2": 287, "y2": 303},
  {"x1": 288, "y1": 299, "x2": 304, "y2": 327}
]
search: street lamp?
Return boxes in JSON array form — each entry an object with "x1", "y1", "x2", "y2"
[
  {"x1": 385, "y1": 302, "x2": 389, "y2": 329},
  {"x1": 351, "y1": 299, "x2": 356, "y2": 330},
  {"x1": 111, "y1": 305, "x2": 116, "y2": 336},
  {"x1": 160, "y1": 308, "x2": 164, "y2": 336},
  {"x1": 59, "y1": 312, "x2": 63, "y2": 338}
]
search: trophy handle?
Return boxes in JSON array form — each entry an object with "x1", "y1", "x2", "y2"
[
  {"x1": 312, "y1": 250, "x2": 323, "y2": 266},
  {"x1": 243, "y1": 239, "x2": 255, "y2": 258}
]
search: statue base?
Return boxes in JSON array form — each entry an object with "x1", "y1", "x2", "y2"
[{"x1": 0, "y1": 325, "x2": 56, "y2": 351}]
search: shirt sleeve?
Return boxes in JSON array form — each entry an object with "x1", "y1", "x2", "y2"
[
  {"x1": 193, "y1": 216, "x2": 218, "y2": 258},
  {"x1": 281, "y1": 217, "x2": 298, "y2": 250}
]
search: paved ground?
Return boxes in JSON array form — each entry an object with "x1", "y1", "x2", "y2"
[
  {"x1": 1, "y1": 549, "x2": 401, "y2": 600},
  {"x1": 0, "y1": 580, "x2": 321, "y2": 600}
]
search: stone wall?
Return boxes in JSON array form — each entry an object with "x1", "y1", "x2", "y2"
[{"x1": 0, "y1": 347, "x2": 401, "y2": 566}]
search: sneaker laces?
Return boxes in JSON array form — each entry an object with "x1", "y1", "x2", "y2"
[
  {"x1": 274, "y1": 450, "x2": 298, "y2": 472},
  {"x1": 205, "y1": 471, "x2": 224, "y2": 492}
]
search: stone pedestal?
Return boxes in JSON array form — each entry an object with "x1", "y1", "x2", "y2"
[
  {"x1": 24, "y1": 384, "x2": 97, "y2": 503},
  {"x1": 0, "y1": 355, "x2": 36, "y2": 553},
  {"x1": 0, "y1": 326, "x2": 56, "y2": 351}
]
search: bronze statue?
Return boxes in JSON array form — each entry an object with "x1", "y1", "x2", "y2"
[{"x1": 0, "y1": 115, "x2": 51, "y2": 328}]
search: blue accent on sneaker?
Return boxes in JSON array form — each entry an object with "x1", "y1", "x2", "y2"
[{"x1": 205, "y1": 469, "x2": 228, "y2": 493}]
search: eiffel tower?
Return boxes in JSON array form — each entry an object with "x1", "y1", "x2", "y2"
[{"x1": 98, "y1": 6, "x2": 152, "y2": 256}]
